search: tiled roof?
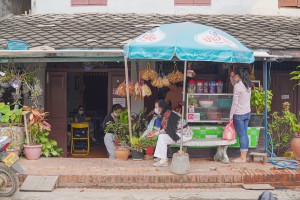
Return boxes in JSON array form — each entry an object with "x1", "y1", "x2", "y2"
[{"x1": 0, "y1": 13, "x2": 300, "y2": 50}]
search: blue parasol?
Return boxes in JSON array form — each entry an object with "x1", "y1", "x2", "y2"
[{"x1": 123, "y1": 22, "x2": 254, "y2": 167}]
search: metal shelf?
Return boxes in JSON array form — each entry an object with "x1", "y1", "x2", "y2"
[
  {"x1": 187, "y1": 93, "x2": 233, "y2": 96},
  {"x1": 187, "y1": 120, "x2": 230, "y2": 123}
]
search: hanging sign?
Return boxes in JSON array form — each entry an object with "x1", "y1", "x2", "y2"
[{"x1": 113, "y1": 98, "x2": 126, "y2": 107}]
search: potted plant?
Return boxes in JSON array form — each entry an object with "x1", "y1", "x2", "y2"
[
  {"x1": 268, "y1": 102, "x2": 298, "y2": 157},
  {"x1": 141, "y1": 137, "x2": 157, "y2": 155},
  {"x1": 0, "y1": 102, "x2": 25, "y2": 150},
  {"x1": 22, "y1": 106, "x2": 51, "y2": 160},
  {"x1": 249, "y1": 86, "x2": 273, "y2": 127},
  {"x1": 104, "y1": 111, "x2": 130, "y2": 161},
  {"x1": 36, "y1": 129, "x2": 63, "y2": 157},
  {"x1": 130, "y1": 136, "x2": 145, "y2": 161},
  {"x1": 291, "y1": 121, "x2": 300, "y2": 160}
]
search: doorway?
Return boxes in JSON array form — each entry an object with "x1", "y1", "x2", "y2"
[{"x1": 67, "y1": 72, "x2": 108, "y2": 158}]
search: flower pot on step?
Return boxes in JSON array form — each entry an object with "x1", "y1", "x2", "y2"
[
  {"x1": 131, "y1": 149, "x2": 144, "y2": 161},
  {"x1": 114, "y1": 149, "x2": 130, "y2": 161},
  {"x1": 145, "y1": 146, "x2": 155, "y2": 155},
  {"x1": 6, "y1": 147, "x2": 20, "y2": 156},
  {"x1": 24, "y1": 144, "x2": 42, "y2": 160},
  {"x1": 291, "y1": 136, "x2": 300, "y2": 160}
]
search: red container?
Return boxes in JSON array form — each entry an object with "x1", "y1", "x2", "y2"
[
  {"x1": 206, "y1": 112, "x2": 222, "y2": 120},
  {"x1": 145, "y1": 146, "x2": 155, "y2": 155}
]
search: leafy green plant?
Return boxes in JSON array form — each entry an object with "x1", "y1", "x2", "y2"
[
  {"x1": 250, "y1": 87, "x2": 273, "y2": 114},
  {"x1": 141, "y1": 137, "x2": 157, "y2": 147},
  {"x1": 131, "y1": 109, "x2": 148, "y2": 138},
  {"x1": 105, "y1": 123, "x2": 129, "y2": 144},
  {"x1": 22, "y1": 105, "x2": 62, "y2": 156},
  {"x1": 290, "y1": 65, "x2": 300, "y2": 86},
  {"x1": 130, "y1": 136, "x2": 145, "y2": 152},
  {"x1": 36, "y1": 130, "x2": 62, "y2": 157},
  {"x1": 268, "y1": 102, "x2": 298, "y2": 156},
  {"x1": 0, "y1": 102, "x2": 23, "y2": 124},
  {"x1": 119, "y1": 109, "x2": 128, "y2": 124},
  {"x1": 188, "y1": 96, "x2": 197, "y2": 106},
  {"x1": 0, "y1": 65, "x2": 43, "y2": 106},
  {"x1": 22, "y1": 106, "x2": 51, "y2": 145}
]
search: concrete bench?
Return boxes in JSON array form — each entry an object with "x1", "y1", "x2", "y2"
[{"x1": 182, "y1": 138, "x2": 237, "y2": 164}]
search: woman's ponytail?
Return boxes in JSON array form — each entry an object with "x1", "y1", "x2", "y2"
[{"x1": 235, "y1": 68, "x2": 252, "y2": 89}]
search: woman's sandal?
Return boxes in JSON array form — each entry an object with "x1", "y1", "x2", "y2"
[{"x1": 231, "y1": 157, "x2": 247, "y2": 163}]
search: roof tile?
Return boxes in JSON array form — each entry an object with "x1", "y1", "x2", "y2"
[{"x1": 0, "y1": 13, "x2": 299, "y2": 50}]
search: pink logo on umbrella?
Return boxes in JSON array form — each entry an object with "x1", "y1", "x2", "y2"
[
  {"x1": 135, "y1": 28, "x2": 166, "y2": 43},
  {"x1": 195, "y1": 29, "x2": 237, "y2": 48}
]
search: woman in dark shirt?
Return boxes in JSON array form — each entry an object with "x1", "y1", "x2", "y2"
[{"x1": 103, "y1": 104, "x2": 123, "y2": 158}]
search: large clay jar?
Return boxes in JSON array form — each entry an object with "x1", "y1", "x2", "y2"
[
  {"x1": 114, "y1": 149, "x2": 130, "y2": 161},
  {"x1": 291, "y1": 136, "x2": 300, "y2": 160},
  {"x1": 24, "y1": 144, "x2": 42, "y2": 160}
]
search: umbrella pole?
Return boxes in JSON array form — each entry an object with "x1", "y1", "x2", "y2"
[
  {"x1": 124, "y1": 57, "x2": 133, "y2": 144},
  {"x1": 180, "y1": 61, "x2": 188, "y2": 153}
]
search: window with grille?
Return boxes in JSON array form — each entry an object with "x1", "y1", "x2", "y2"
[{"x1": 278, "y1": 0, "x2": 300, "y2": 7}]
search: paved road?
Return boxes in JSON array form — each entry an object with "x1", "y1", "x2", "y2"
[{"x1": 2, "y1": 188, "x2": 300, "y2": 200}]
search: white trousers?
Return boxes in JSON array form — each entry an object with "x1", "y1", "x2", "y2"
[{"x1": 154, "y1": 134, "x2": 193, "y2": 159}]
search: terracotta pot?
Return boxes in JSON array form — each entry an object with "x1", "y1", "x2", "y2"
[
  {"x1": 145, "y1": 146, "x2": 155, "y2": 155},
  {"x1": 6, "y1": 148, "x2": 20, "y2": 156},
  {"x1": 114, "y1": 149, "x2": 130, "y2": 161},
  {"x1": 291, "y1": 136, "x2": 300, "y2": 160},
  {"x1": 24, "y1": 144, "x2": 42, "y2": 160}
]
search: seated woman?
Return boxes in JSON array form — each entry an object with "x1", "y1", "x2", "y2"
[
  {"x1": 147, "y1": 100, "x2": 193, "y2": 167},
  {"x1": 74, "y1": 105, "x2": 98, "y2": 144}
]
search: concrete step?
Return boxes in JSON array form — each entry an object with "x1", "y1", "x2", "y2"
[{"x1": 17, "y1": 158, "x2": 300, "y2": 189}]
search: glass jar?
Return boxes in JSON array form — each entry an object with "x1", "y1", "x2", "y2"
[
  {"x1": 187, "y1": 80, "x2": 196, "y2": 93},
  {"x1": 209, "y1": 81, "x2": 216, "y2": 93},
  {"x1": 203, "y1": 81, "x2": 209, "y2": 93},
  {"x1": 216, "y1": 80, "x2": 223, "y2": 93},
  {"x1": 196, "y1": 80, "x2": 204, "y2": 93}
]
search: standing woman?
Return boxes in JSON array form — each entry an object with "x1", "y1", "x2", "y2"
[
  {"x1": 147, "y1": 100, "x2": 193, "y2": 167},
  {"x1": 229, "y1": 68, "x2": 252, "y2": 163}
]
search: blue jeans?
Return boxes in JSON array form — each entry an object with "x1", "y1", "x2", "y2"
[{"x1": 233, "y1": 113, "x2": 250, "y2": 151}]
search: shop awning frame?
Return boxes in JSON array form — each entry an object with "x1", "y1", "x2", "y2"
[{"x1": 0, "y1": 49, "x2": 124, "y2": 63}]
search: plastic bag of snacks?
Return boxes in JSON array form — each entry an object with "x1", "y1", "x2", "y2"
[{"x1": 140, "y1": 62, "x2": 158, "y2": 81}]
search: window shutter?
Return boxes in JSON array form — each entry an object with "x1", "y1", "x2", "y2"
[
  {"x1": 278, "y1": 0, "x2": 298, "y2": 7},
  {"x1": 175, "y1": 0, "x2": 194, "y2": 5},
  {"x1": 193, "y1": 0, "x2": 211, "y2": 5},
  {"x1": 72, "y1": 0, "x2": 89, "y2": 5},
  {"x1": 88, "y1": 0, "x2": 107, "y2": 5}
]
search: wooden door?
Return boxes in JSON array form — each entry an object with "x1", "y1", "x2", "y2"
[
  {"x1": 272, "y1": 72, "x2": 298, "y2": 113},
  {"x1": 46, "y1": 72, "x2": 67, "y2": 157}
]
